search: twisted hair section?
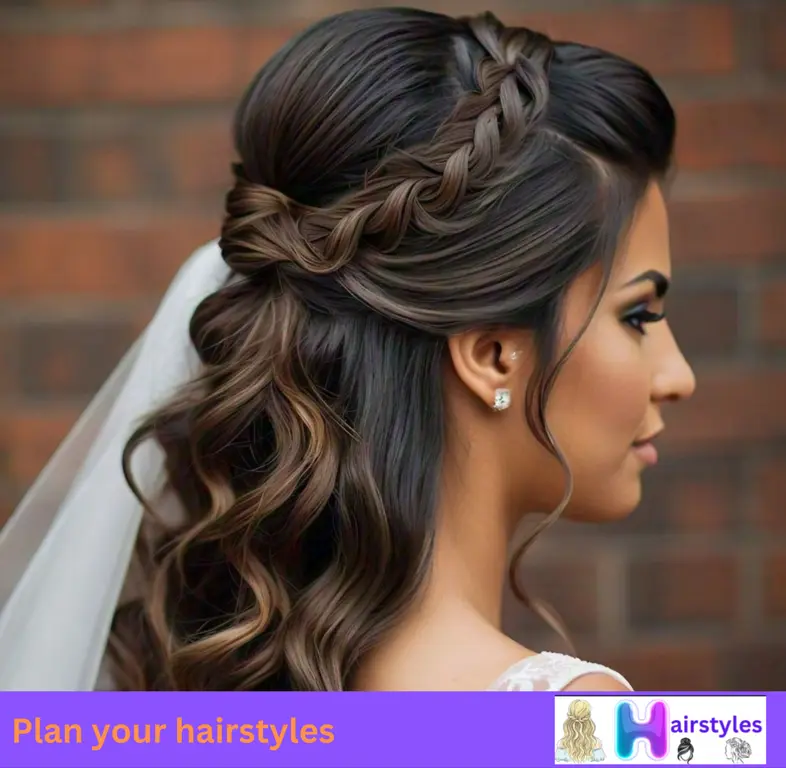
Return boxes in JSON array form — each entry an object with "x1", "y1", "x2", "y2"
[
  {"x1": 222, "y1": 16, "x2": 556, "y2": 305},
  {"x1": 110, "y1": 8, "x2": 675, "y2": 690}
]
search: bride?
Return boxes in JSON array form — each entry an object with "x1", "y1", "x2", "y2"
[{"x1": 0, "y1": 8, "x2": 694, "y2": 692}]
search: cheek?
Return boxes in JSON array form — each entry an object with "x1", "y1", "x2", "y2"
[
  {"x1": 537, "y1": 319, "x2": 651, "y2": 520},
  {"x1": 548, "y1": 317, "x2": 651, "y2": 464}
]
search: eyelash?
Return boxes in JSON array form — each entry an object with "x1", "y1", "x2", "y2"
[{"x1": 623, "y1": 305, "x2": 666, "y2": 335}]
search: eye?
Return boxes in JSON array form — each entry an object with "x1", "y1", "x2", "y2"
[{"x1": 622, "y1": 303, "x2": 666, "y2": 336}]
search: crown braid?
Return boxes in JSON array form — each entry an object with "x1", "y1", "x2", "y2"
[{"x1": 220, "y1": 13, "x2": 555, "y2": 285}]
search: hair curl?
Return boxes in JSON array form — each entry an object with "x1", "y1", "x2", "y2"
[
  {"x1": 726, "y1": 737, "x2": 752, "y2": 761},
  {"x1": 109, "y1": 8, "x2": 675, "y2": 691},
  {"x1": 562, "y1": 699, "x2": 598, "y2": 763}
]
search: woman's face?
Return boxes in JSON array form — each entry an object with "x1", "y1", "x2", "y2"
[{"x1": 518, "y1": 183, "x2": 696, "y2": 521}]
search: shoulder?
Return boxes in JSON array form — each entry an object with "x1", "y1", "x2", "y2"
[
  {"x1": 562, "y1": 671, "x2": 630, "y2": 692},
  {"x1": 492, "y1": 651, "x2": 632, "y2": 692}
]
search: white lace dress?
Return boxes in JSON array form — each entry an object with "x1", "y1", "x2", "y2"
[
  {"x1": 489, "y1": 651, "x2": 632, "y2": 763},
  {"x1": 488, "y1": 650, "x2": 632, "y2": 692}
]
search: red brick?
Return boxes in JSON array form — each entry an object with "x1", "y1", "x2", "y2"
[
  {"x1": 670, "y1": 470, "x2": 737, "y2": 533},
  {"x1": 162, "y1": 117, "x2": 235, "y2": 199},
  {"x1": 23, "y1": 0, "x2": 105, "y2": 8},
  {"x1": 763, "y1": 553, "x2": 786, "y2": 619},
  {"x1": 0, "y1": 32, "x2": 97, "y2": 105},
  {"x1": 676, "y1": 99, "x2": 786, "y2": 171},
  {"x1": 759, "y1": 278, "x2": 786, "y2": 347},
  {"x1": 16, "y1": 319, "x2": 139, "y2": 399},
  {"x1": 596, "y1": 641, "x2": 720, "y2": 691},
  {"x1": 662, "y1": 369, "x2": 786, "y2": 452},
  {"x1": 0, "y1": 27, "x2": 242, "y2": 105},
  {"x1": 97, "y1": 27, "x2": 240, "y2": 105},
  {"x1": 669, "y1": 193, "x2": 786, "y2": 266},
  {"x1": 0, "y1": 325, "x2": 15, "y2": 403},
  {"x1": 666, "y1": 284, "x2": 738, "y2": 357},
  {"x1": 0, "y1": 407, "x2": 80, "y2": 486},
  {"x1": 764, "y1": 7, "x2": 786, "y2": 71},
  {"x1": 628, "y1": 552, "x2": 737, "y2": 628},
  {"x1": 514, "y1": 4, "x2": 735, "y2": 76},
  {"x1": 723, "y1": 642, "x2": 786, "y2": 690},
  {"x1": 0, "y1": 135, "x2": 60, "y2": 203},
  {"x1": 0, "y1": 488, "x2": 18, "y2": 531},
  {"x1": 0, "y1": 212, "x2": 220, "y2": 299},
  {"x1": 750, "y1": 455, "x2": 786, "y2": 533},
  {"x1": 616, "y1": 456, "x2": 738, "y2": 535},
  {"x1": 75, "y1": 138, "x2": 145, "y2": 201}
]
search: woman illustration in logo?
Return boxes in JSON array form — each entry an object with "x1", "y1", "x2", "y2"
[
  {"x1": 725, "y1": 737, "x2": 752, "y2": 764},
  {"x1": 555, "y1": 699, "x2": 605, "y2": 763},
  {"x1": 677, "y1": 737, "x2": 694, "y2": 764}
]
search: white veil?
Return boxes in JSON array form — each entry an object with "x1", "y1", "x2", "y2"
[{"x1": 0, "y1": 240, "x2": 229, "y2": 690}]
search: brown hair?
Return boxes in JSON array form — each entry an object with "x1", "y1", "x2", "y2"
[{"x1": 110, "y1": 8, "x2": 675, "y2": 690}]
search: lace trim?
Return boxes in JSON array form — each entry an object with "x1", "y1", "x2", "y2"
[{"x1": 488, "y1": 651, "x2": 632, "y2": 692}]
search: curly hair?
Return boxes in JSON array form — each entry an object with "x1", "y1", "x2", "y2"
[
  {"x1": 726, "y1": 737, "x2": 752, "y2": 762},
  {"x1": 561, "y1": 699, "x2": 598, "y2": 763},
  {"x1": 109, "y1": 8, "x2": 675, "y2": 690}
]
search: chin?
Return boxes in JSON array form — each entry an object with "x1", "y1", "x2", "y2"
[{"x1": 564, "y1": 478, "x2": 643, "y2": 523}]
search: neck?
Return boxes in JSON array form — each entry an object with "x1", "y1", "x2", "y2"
[
  {"x1": 349, "y1": 435, "x2": 530, "y2": 691},
  {"x1": 422, "y1": 445, "x2": 517, "y2": 628}
]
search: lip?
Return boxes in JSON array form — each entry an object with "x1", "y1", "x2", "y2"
[
  {"x1": 631, "y1": 441, "x2": 659, "y2": 466},
  {"x1": 633, "y1": 428, "x2": 663, "y2": 446},
  {"x1": 631, "y1": 429, "x2": 662, "y2": 466}
]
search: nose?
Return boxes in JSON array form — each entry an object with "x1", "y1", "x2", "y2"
[{"x1": 651, "y1": 323, "x2": 696, "y2": 403}]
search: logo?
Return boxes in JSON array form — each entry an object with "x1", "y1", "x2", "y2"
[{"x1": 615, "y1": 699, "x2": 669, "y2": 760}]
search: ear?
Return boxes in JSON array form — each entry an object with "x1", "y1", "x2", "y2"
[{"x1": 446, "y1": 329, "x2": 532, "y2": 411}]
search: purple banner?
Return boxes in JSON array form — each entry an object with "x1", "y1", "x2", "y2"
[{"x1": 0, "y1": 692, "x2": 780, "y2": 767}]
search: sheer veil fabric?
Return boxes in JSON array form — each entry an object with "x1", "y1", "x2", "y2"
[{"x1": 0, "y1": 241, "x2": 228, "y2": 690}]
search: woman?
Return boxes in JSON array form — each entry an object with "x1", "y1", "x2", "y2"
[
  {"x1": 0, "y1": 8, "x2": 694, "y2": 692},
  {"x1": 555, "y1": 699, "x2": 606, "y2": 762},
  {"x1": 725, "y1": 737, "x2": 752, "y2": 764},
  {"x1": 677, "y1": 737, "x2": 695, "y2": 764}
]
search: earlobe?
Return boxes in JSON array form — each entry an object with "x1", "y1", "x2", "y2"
[{"x1": 446, "y1": 330, "x2": 530, "y2": 411}]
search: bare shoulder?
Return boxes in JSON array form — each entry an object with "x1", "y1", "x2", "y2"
[{"x1": 561, "y1": 672, "x2": 631, "y2": 692}]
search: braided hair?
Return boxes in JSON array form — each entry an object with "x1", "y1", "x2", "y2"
[{"x1": 111, "y1": 8, "x2": 675, "y2": 691}]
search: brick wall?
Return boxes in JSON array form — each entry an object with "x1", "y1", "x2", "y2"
[{"x1": 1, "y1": 0, "x2": 785, "y2": 691}]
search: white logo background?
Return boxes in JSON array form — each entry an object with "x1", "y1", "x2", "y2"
[{"x1": 552, "y1": 695, "x2": 766, "y2": 765}]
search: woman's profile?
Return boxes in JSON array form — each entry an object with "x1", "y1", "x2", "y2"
[
  {"x1": 0, "y1": 8, "x2": 695, "y2": 691},
  {"x1": 725, "y1": 737, "x2": 752, "y2": 764},
  {"x1": 677, "y1": 737, "x2": 694, "y2": 764},
  {"x1": 556, "y1": 699, "x2": 605, "y2": 763}
]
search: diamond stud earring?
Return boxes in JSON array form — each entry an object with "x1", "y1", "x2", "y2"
[{"x1": 492, "y1": 388, "x2": 511, "y2": 411}]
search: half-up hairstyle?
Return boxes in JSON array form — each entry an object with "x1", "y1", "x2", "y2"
[{"x1": 110, "y1": 8, "x2": 675, "y2": 690}]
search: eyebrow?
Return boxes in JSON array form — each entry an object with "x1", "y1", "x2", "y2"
[{"x1": 623, "y1": 269, "x2": 670, "y2": 298}]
